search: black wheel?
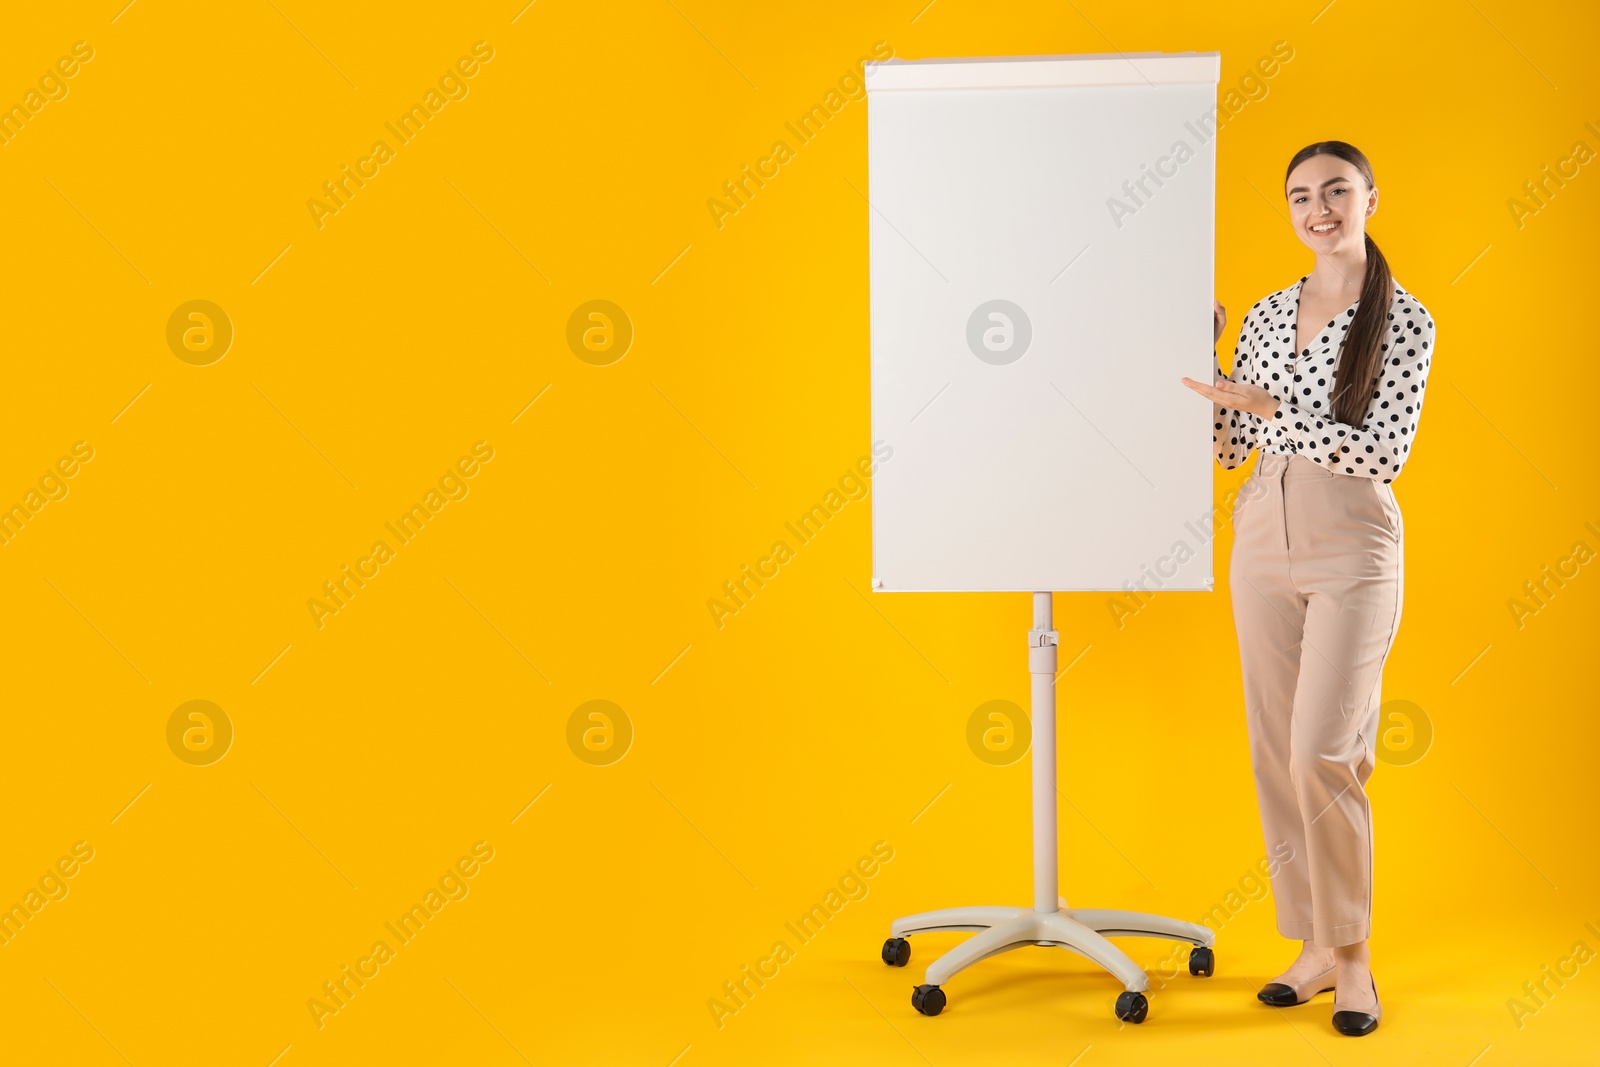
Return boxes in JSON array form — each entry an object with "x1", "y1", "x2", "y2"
[
  {"x1": 1114, "y1": 991, "x2": 1148, "y2": 1023},
  {"x1": 882, "y1": 937, "x2": 911, "y2": 967},
  {"x1": 911, "y1": 984, "x2": 946, "y2": 1016},
  {"x1": 1188, "y1": 945, "x2": 1215, "y2": 977}
]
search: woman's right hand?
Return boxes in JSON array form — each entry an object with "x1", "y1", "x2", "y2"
[{"x1": 1213, "y1": 298, "x2": 1226, "y2": 345}]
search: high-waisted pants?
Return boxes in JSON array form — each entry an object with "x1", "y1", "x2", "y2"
[{"x1": 1230, "y1": 452, "x2": 1403, "y2": 947}]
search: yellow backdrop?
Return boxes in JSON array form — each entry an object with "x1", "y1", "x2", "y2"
[{"x1": 1, "y1": 1, "x2": 1595, "y2": 1064}]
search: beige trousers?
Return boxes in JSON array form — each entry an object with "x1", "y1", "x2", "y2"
[{"x1": 1230, "y1": 452, "x2": 1403, "y2": 947}]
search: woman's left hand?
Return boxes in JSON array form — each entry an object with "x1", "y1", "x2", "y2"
[{"x1": 1180, "y1": 375, "x2": 1280, "y2": 419}]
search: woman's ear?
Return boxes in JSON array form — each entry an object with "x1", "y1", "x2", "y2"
[{"x1": 1365, "y1": 185, "x2": 1379, "y2": 219}]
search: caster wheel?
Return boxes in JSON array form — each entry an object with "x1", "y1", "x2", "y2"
[
  {"x1": 1188, "y1": 945, "x2": 1215, "y2": 977},
  {"x1": 1114, "y1": 991, "x2": 1148, "y2": 1024},
  {"x1": 882, "y1": 937, "x2": 911, "y2": 967},
  {"x1": 911, "y1": 984, "x2": 946, "y2": 1016}
]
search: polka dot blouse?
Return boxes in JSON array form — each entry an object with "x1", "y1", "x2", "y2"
[{"x1": 1212, "y1": 275, "x2": 1435, "y2": 483}]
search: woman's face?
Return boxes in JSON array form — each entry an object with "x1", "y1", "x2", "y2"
[{"x1": 1285, "y1": 154, "x2": 1378, "y2": 254}]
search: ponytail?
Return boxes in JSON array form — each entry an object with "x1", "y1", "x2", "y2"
[{"x1": 1332, "y1": 231, "x2": 1394, "y2": 425}]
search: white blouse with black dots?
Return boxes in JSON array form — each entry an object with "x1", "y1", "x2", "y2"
[{"x1": 1212, "y1": 275, "x2": 1435, "y2": 483}]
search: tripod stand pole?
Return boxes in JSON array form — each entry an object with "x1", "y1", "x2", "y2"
[{"x1": 1030, "y1": 590, "x2": 1059, "y2": 914}]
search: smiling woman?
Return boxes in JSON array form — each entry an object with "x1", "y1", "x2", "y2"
[{"x1": 1182, "y1": 139, "x2": 1436, "y2": 1039}]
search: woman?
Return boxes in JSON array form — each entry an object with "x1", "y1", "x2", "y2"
[{"x1": 1180, "y1": 140, "x2": 1435, "y2": 1037}]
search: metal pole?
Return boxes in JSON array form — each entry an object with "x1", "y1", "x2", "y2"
[{"x1": 1029, "y1": 590, "x2": 1059, "y2": 913}]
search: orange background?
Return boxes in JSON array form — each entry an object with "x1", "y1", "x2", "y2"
[{"x1": 0, "y1": 1, "x2": 1595, "y2": 1064}]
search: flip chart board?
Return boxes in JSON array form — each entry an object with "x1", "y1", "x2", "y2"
[{"x1": 866, "y1": 52, "x2": 1222, "y2": 593}]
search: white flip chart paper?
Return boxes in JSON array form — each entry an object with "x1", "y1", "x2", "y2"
[{"x1": 867, "y1": 52, "x2": 1222, "y2": 593}]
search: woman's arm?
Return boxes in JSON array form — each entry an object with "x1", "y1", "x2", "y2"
[
  {"x1": 1213, "y1": 306, "x2": 1260, "y2": 470},
  {"x1": 1261, "y1": 289, "x2": 1434, "y2": 482}
]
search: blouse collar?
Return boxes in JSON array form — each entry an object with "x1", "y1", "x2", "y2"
[{"x1": 1282, "y1": 274, "x2": 1363, "y2": 357}]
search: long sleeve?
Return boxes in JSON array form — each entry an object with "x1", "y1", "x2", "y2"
[
  {"x1": 1263, "y1": 289, "x2": 1434, "y2": 483},
  {"x1": 1212, "y1": 308, "x2": 1260, "y2": 470}
]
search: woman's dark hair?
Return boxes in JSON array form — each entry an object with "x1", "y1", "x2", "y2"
[{"x1": 1284, "y1": 141, "x2": 1393, "y2": 426}]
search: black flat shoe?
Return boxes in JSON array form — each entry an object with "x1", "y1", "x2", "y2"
[
  {"x1": 1331, "y1": 973, "x2": 1381, "y2": 1036},
  {"x1": 1257, "y1": 963, "x2": 1336, "y2": 1006}
]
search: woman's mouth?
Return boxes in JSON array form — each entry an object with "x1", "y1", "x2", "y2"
[{"x1": 1309, "y1": 220, "x2": 1341, "y2": 236}]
